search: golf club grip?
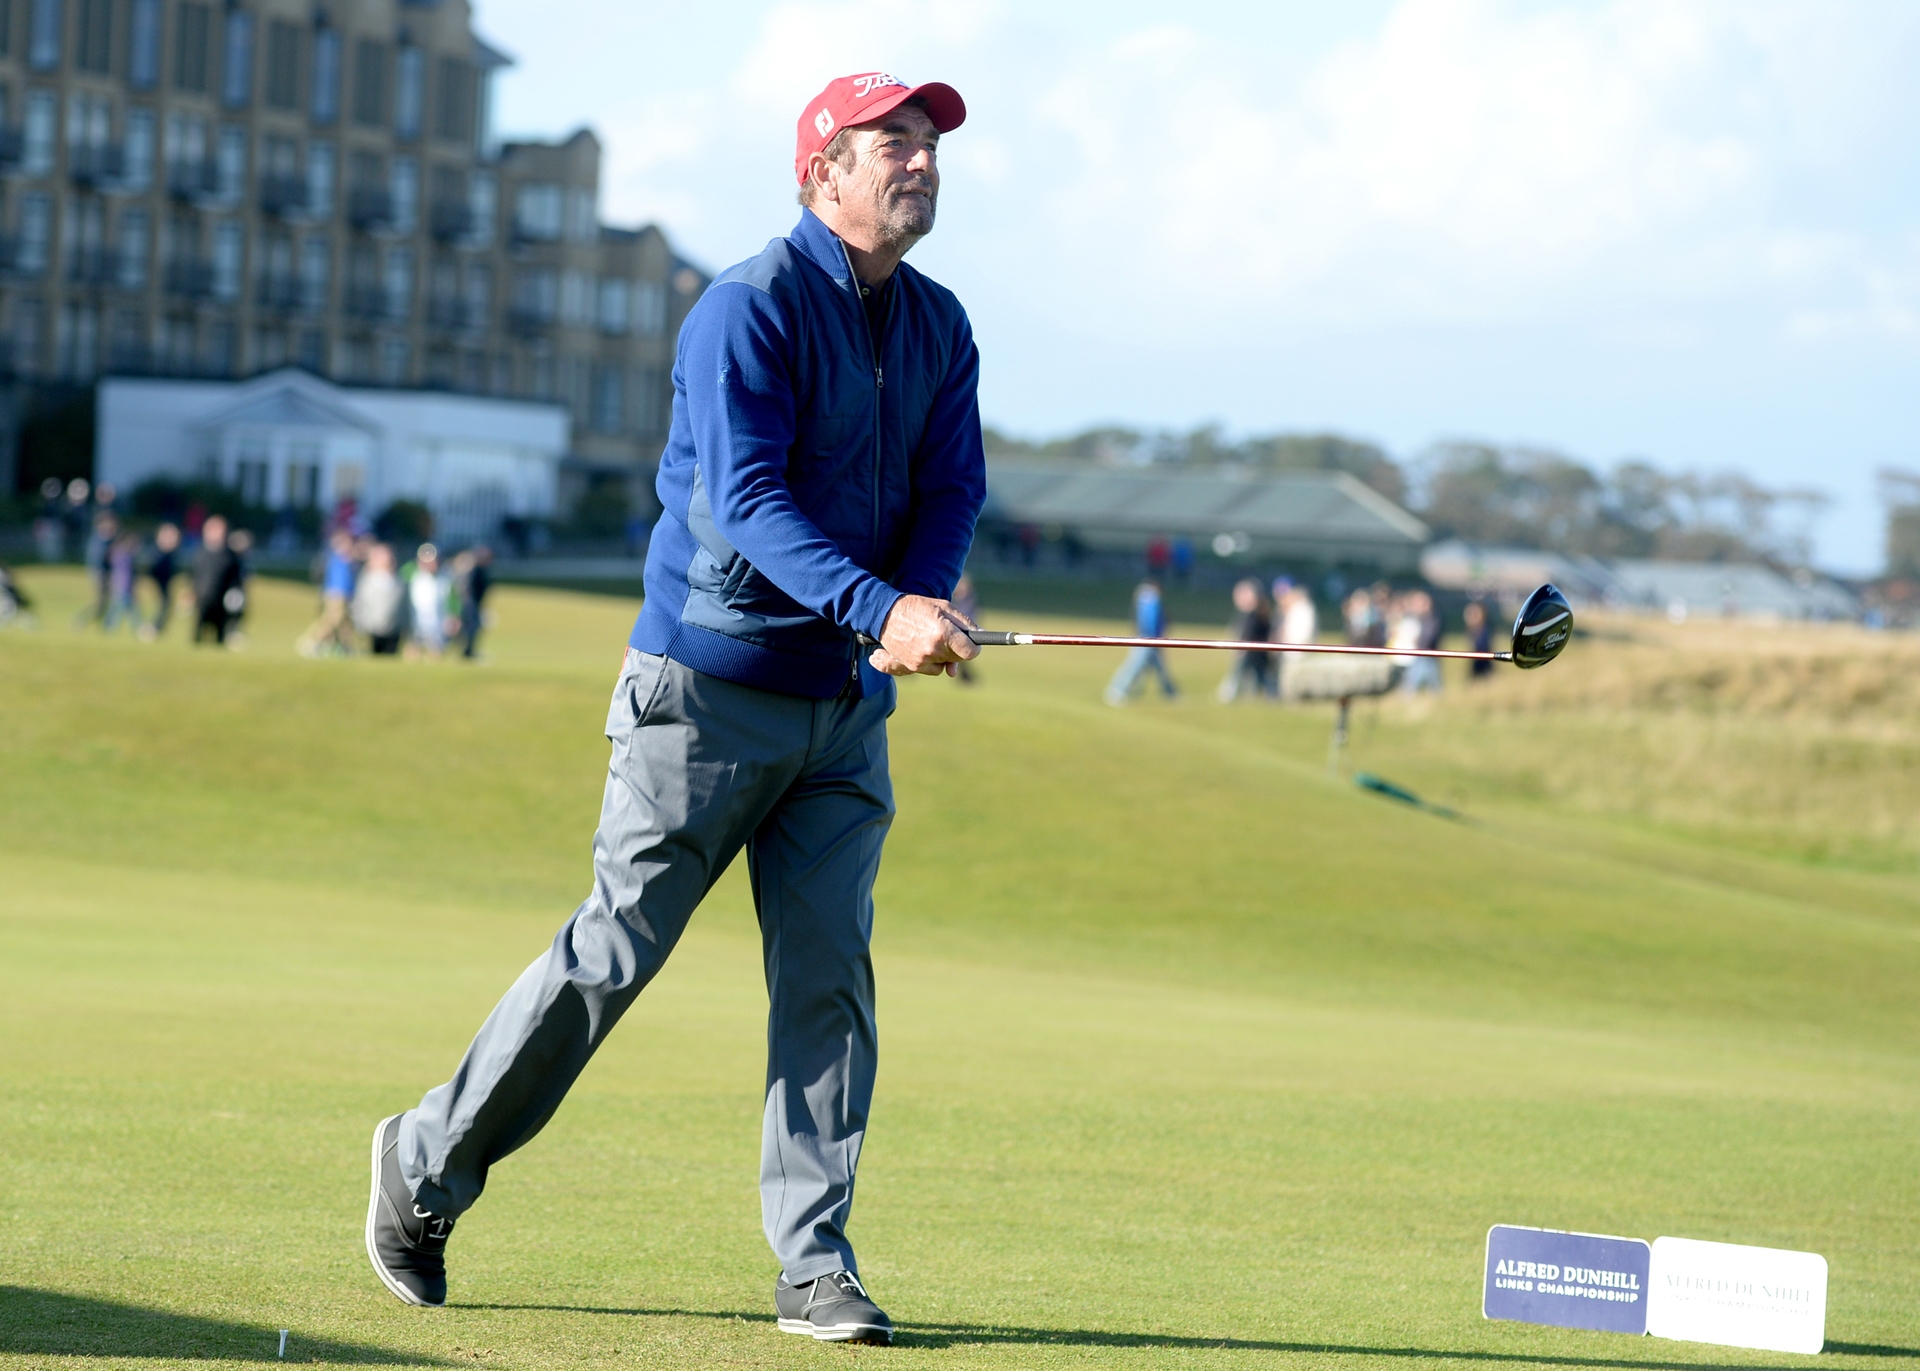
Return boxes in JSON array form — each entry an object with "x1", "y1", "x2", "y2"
[{"x1": 966, "y1": 630, "x2": 1020, "y2": 646}]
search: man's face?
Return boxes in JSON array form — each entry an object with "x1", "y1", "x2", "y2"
[{"x1": 828, "y1": 104, "x2": 941, "y2": 248}]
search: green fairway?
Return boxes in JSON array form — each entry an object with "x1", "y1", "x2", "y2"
[{"x1": 1, "y1": 567, "x2": 1916, "y2": 1369}]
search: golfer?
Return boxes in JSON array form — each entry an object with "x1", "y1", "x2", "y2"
[{"x1": 365, "y1": 71, "x2": 983, "y2": 1347}]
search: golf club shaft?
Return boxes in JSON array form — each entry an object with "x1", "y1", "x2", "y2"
[{"x1": 964, "y1": 629, "x2": 1513, "y2": 663}]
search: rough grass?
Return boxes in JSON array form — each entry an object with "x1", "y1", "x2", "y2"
[{"x1": 1, "y1": 568, "x2": 1917, "y2": 1370}]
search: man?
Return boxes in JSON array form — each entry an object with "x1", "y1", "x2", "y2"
[
  {"x1": 145, "y1": 523, "x2": 181, "y2": 639},
  {"x1": 1104, "y1": 580, "x2": 1178, "y2": 704},
  {"x1": 364, "y1": 72, "x2": 982, "y2": 1347},
  {"x1": 297, "y1": 528, "x2": 359, "y2": 657},
  {"x1": 1215, "y1": 577, "x2": 1272, "y2": 703},
  {"x1": 190, "y1": 516, "x2": 243, "y2": 646}
]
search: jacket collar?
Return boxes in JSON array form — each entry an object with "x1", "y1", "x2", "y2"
[{"x1": 790, "y1": 208, "x2": 860, "y2": 291}]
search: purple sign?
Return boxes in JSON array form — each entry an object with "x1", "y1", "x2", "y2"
[{"x1": 1484, "y1": 1225, "x2": 1651, "y2": 1335}]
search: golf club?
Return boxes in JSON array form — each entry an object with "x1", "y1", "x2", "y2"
[{"x1": 966, "y1": 583, "x2": 1575, "y2": 670}]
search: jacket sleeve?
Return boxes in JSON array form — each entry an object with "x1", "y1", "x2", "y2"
[
  {"x1": 890, "y1": 313, "x2": 987, "y2": 599},
  {"x1": 683, "y1": 282, "x2": 901, "y2": 640}
]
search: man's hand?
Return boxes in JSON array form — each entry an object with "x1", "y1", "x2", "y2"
[{"x1": 869, "y1": 594, "x2": 979, "y2": 677}]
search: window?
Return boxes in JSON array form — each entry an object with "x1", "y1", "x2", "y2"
[
  {"x1": 114, "y1": 209, "x2": 147, "y2": 286},
  {"x1": 217, "y1": 125, "x2": 246, "y2": 199},
  {"x1": 566, "y1": 189, "x2": 597, "y2": 244},
  {"x1": 27, "y1": 0, "x2": 59, "y2": 69},
  {"x1": 22, "y1": 92, "x2": 56, "y2": 175},
  {"x1": 384, "y1": 246, "x2": 412, "y2": 320},
  {"x1": 559, "y1": 270, "x2": 591, "y2": 325},
  {"x1": 164, "y1": 111, "x2": 207, "y2": 184},
  {"x1": 310, "y1": 27, "x2": 339, "y2": 124},
  {"x1": 467, "y1": 170, "x2": 495, "y2": 247},
  {"x1": 174, "y1": 2, "x2": 211, "y2": 92},
  {"x1": 265, "y1": 21, "x2": 299, "y2": 110},
  {"x1": 17, "y1": 194, "x2": 52, "y2": 273},
  {"x1": 464, "y1": 262, "x2": 490, "y2": 318},
  {"x1": 0, "y1": 0, "x2": 9, "y2": 56},
  {"x1": 394, "y1": 45, "x2": 422, "y2": 140},
  {"x1": 122, "y1": 109, "x2": 154, "y2": 189},
  {"x1": 434, "y1": 57, "x2": 472, "y2": 143},
  {"x1": 66, "y1": 93, "x2": 109, "y2": 153},
  {"x1": 76, "y1": 0, "x2": 111, "y2": 73},
  {"x1": 597, "y1": 278, "x2": 628, "y2": 333},
  {"x1": 592, "y1": 365, "x2": 622, "y2": 433},
  {"x1": 58, "y1": 304, "x2": 99, "y2": 380},
  {"x1": 305, "y1": 141, "x2": 334, "y2": 217},
  {"x1": 389, "y1": 155, "x2": 417, "y2": 233},
  {"x1": 513, "y1": 268, "x2": 556, "y2": 321},
  {"x1": 631, "y1": 279, "x2": 667, "y2": 337},
  {"x1": 205, "y1": 321, "x2": 234, "y2": 375},
  {"x1": 221, "y1": 10, "x2": 253, "y2": 107},
  {"x1": 211, "y1": 220, "x2": 242, "y2": 301},
  {"x1": 295, "y1": 329, "x2": 323, "y2": 372},
  {"x1": 128, "y1": 0, "x2": 160, "y2": 87},
  {"x1": 298, "y1": 235, "x2": 329, "y2": 311},
  {"x1": 513, "y1": 183, "x2": 561, "y2": 241},
  {"x1": 352, "y1": 39, "x2": 386, "y2": 127},
  {"x1": 12, "y1": 299, "x2": 44, "y2": 374},
  {"x1": 379, "y1": 337, "x2": 409, "y2": 385},
  {"x1": 632, "y1": 365, "x2": 666, "y2": 434}
]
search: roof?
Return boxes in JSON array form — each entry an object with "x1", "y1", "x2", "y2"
[
  {"x1": 1421, "y1": 539, "x2": 1860, "y2": 619},
  {"x1": 981, "y1": 463, "x2": 1429, "y2": 563}
]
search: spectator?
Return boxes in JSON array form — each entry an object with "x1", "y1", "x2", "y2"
[
  {"x1": 1105, "y1": 580, "x2": 1178, "y2": 706},
  {"x1": 1170, "y1": 537, "x2": 1195, "y2": 585},
  {"x1": 190, "y1": 515, "x2": 244, "y2": 646},
  {"x1": 224, "y1": 529, "x2": 254, "y2": 646},
  {"x1": 1392, "y1": 589, "x2": 1442, "y2": 694},
  {"x1": 0, "y1": 561, "x2": 35, "y2": 625},
  {"x1": 949, "y1": 573, "x2": 979, "y2": 685},
  {"x1": 454, "y1": 544, "x2": 492, "y2": 660},
  {"x1": 1216, "y1": 577, "x2": 1272, "y2": 703},
  {"x1": 77, "y1": 510, "x2": 118, "y2": 628},
  {"x1": 1145, "y1": 535, "x2": 1172, "y2": 581},
  {"x1": 406, "y1": 543, "x2": 451, "y2": 659},
  {"x1": 1273, "y1": 579, "x2": 1318, "y2": 697},
  {"x1": 297, "y1": 528, "x2": 360, "y2": 658},
  {"x1": 1464, "y1": 600, "x2": 1495, "y2": 680},
  {"x1": 102, "y1": 532, "x2": 140, "y2": 634},
  {"x1": 353, "y1": 543, "x2": 405, "y2": 655},
  {"x1": 145, "y1": 523, "x2": 181, "y2": 639},
  {"x1": 1343, "y1": 587, "x2": 1376, "y2": 646}
]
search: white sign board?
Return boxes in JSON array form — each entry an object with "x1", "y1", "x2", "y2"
[{"x1": 1646, "y1": 1236, "x2": 1827, "y2": 1354}]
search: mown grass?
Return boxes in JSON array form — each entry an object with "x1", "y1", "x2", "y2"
[{"x1": 1, "y1": 567, "x2": 1917, "y2": 1369}]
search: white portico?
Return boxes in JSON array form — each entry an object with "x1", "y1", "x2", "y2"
[{"x1": 96, "y1": 369, "x2": 570, "y2": 546}]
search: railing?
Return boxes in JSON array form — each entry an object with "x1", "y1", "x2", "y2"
[
  {"x1": 346, "y1": 185, "x2": 393, "y2": 231},
  {"x1": 429, "y1": 200, "x2": 473, "y2": 243},
  {"x1": 255, "y1": 274, "x2": 302, "y2": 312},
  {"x1": 427, "y1": 297, "x2": 479, "y2": 330},
  {"x1": 68, "y1": 143, "x2": 125, "y2": 188},
  {"x1": 65, "y1": 249, "x2": 113, "y2": 284},
  {"x1": 341, "y1": 281, "x2": 389, "y2": 320},
  {"x1": 167, "y1": 160, "x2": 220, "y2": 201},
  {"x1": 164, "y1": 259, "x2": 216, "y2": 299},
  {"x1": 506, "y1": 305, "x2": 553, "y2": 336},
  {"x1": 258, "y1": 174, "x2": 307, "y2": 218}
]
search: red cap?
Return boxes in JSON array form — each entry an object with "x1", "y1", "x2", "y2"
[{"x1": 795, "y1": 72, "x2": 966, "y2": 185}]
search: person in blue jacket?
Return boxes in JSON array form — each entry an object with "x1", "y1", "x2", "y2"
[{"x1": 365, "y1": 73, "x2": 982, "y2": 1346}]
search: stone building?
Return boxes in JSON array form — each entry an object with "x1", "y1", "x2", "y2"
[{"x1": 0, "y1": 0, "x2": 706, "y2": 516}]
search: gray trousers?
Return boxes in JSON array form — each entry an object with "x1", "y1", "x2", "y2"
[{"x1": 398, "y1": 648, "x2": 895, "y2": 1282}]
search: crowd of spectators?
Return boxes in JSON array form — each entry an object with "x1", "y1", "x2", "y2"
[
  {"x1": 295, "y1": 515, "x2": 492, "y2": 660},
  {"x1": 7, "y1": 478, "x2": 493, "y2": 660}
]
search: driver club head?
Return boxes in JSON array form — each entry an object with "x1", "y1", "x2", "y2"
[{"x1": 1510, "y1": 583, "x2": 1573, "y2": 669}]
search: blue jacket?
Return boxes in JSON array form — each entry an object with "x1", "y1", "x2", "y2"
[{"x1": 630, "y1": 209, "x2": 986, "y2": 698}]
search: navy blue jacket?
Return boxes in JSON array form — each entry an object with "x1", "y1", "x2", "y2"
[{"x1": 630, "y1": 209, "x2": 986, "y2": 698}]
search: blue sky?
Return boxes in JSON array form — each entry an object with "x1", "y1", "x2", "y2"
[{"x1": 473, "y1": 0, "x2": 1920, "y2": 572}]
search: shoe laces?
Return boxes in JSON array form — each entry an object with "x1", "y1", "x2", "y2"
[{"x1": 822, "y1": 1270, "x2": 868, "y2": 1300}]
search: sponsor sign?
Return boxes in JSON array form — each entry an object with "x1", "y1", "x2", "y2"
[
  {"x1": 1647, "y1": 1236, "x2": 1827, "y2": 1355},
  {"x1": 1483, "y1": 1225, "x2": 1650, "y2": 1335}
]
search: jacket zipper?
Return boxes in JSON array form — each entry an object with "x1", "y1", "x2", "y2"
[{"x1": 840, "y1": 236, "x2": 888, "y2": 686}]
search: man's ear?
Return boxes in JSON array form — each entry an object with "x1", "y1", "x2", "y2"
[{"x1": 807, "y1": 155, "x2": 840, "y2": 206}]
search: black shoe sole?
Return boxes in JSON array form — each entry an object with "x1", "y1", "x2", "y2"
[{"x1": 366, "y1": 1114, "x2": 440, "y2": 1308}]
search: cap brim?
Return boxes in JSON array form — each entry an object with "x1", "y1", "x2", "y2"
[{"x1": 855, "y1": 81, "x2": 967, "y2": 134}]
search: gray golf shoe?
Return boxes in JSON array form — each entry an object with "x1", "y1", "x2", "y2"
[
  {"x1": 365, "y1": 1114, "x2": 456, "y2": 1307},
  {"x1": 774, "y1": 1270, "x2": 894, "y2": 1344}
]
